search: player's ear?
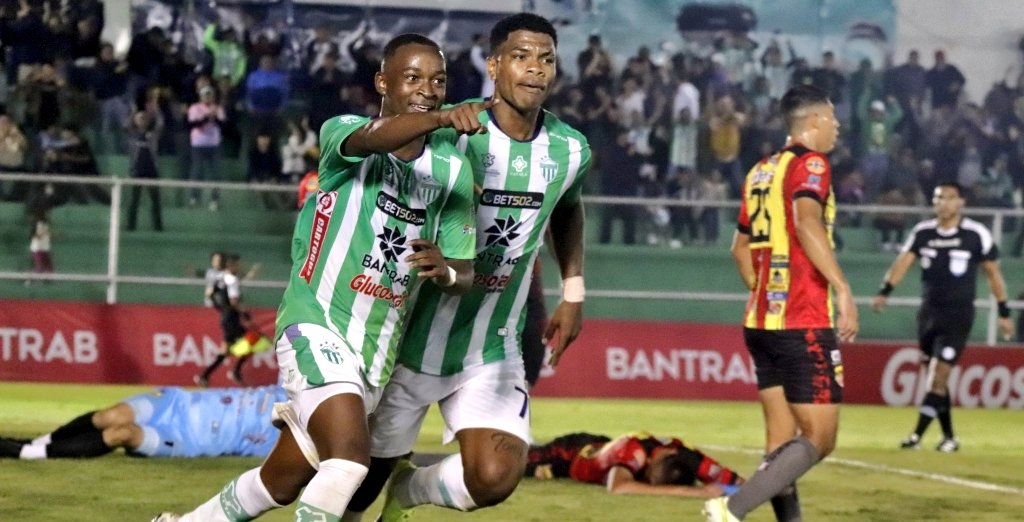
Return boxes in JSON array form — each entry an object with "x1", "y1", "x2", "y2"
[
  {"x1": 487, "y1": 55, "x2": 498, "y2": 82},
  {"x1": 374, "y1": 71, "x2": 387, "y2": 97}
]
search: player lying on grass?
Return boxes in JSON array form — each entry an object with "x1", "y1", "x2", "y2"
[
  {"x1": 0, "y1": 385, "x2": 285, "y2": 459},
  {"x1": 525, "y1": 432, "x2": 743, "y2": 497}
]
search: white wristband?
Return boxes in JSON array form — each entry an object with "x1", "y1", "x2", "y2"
[
  {"x1": 442, "y1": 265, "x2": 458, "y2": 287},
  {"x1": 562, "y1": 276, "x2": 585, "y2": 303}
]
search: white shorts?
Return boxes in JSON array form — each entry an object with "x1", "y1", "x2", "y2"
[
  {"x1": 369, "y1": 358, "x2": 531, "y2": 458},
  {"x1": 274, "y1": 322, "x2": 384, "y2": 467}
]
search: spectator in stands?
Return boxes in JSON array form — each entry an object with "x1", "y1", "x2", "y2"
[
  {"x1": 125, "y1": 26, "x2": 166, "y2": 105},
  {"x1": 812, "y1": 51, "x2": 847, "y2": 115},
  {"x1": 244, "y1": 54, "x2": 289, "y2": 143},
  {"x1": 555, "y1": 85, "x2": 586, "y2": 131},
  {"x1": 887, "y1": 49, "x2": 927, "y2": 115},
  {"x1": 92, "y1": 42, "x2": 130, "y2": 154},
  {"x1": 469, "y1": 33, "x2": 493, "y2": 98},
  {"x1": 974, "y1": 152, "x2": 1015, "y2": 209},
  {"x1": 599, "y1": 130, "x2": 640, "y2": 245},
  {"x1": 0, "y1": 113, "x2": 28, "y2": 199},
  {"x1": 203, "y1": 23, "x2": 247, "y2": 90},
  {"x1": 856, "y1": 95, "x2": 903, "y2": 200},
  {"x1": 708, "y1": 94, "x2": 746, "y2": 197},
  {"x1": 699, "y1": 168, "x2": 729, "y2": 245},
  {"x1": 670, "y1": 71, "x2": 700, "y2": 176},
  {"x1": 759, "y1": 40, "x2": 793, "y2": 102},
  {"x1": 25, "y1": 63, "x2": 65, "y2": 133},
  {"x1": 577, "y1": 34, "x2": 614, "y2": 105},
  {"x1": 666, "y1": 166, "x2": 701, "y2": 248},
  {"x1": 281, "y1": 117, "x2": 317, "y2": 184},
  {"x1": 307, "y1": 51, "x2": 347, "y2": 132},
  {"x1": 125, "y1": 109, "x2": 163, "y2": 232},
  {"x1": 925, "y1": 50, "x2": 965, "y2": 110},
  {"x1": 246, "y1": 130, "x2": 283, "y2": 210},
  {"x1": 43, "y1": 126, "x2": 110, "y2": 206},
  {"x1": 304, "y1": 23, "x2": 340, "y2": 75},
  {"x1": 26, "y1": 199, "x2": 53, "y2": 283},
  {"x1": 873, "y1": 186, "x2": 912, "y2": 252},
  {"x1": 2, "y1": 0, "x2": 48, "y2": 84},
  {"x1": 186, "y1": 85, "x2": 226, "y2": 210}
]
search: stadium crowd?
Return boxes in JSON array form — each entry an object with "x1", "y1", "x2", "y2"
[{"x1": 1, "y1": 2, "x2": 1023, "y2": 252}]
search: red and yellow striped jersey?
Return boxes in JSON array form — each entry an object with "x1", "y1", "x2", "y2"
[{"x1": 736, "y1": 145, "x2": 836, "y2": 330}]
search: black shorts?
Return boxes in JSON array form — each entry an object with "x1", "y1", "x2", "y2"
[
  {"x1": 918, "y1": 304, "x2": 974, "y2": 364},
  {"x1": 221, "y1": 309, "x2": 246, "y2": 345},
  {"x1": 744, "y1": 328, "x2": 843, "y2": 404}
]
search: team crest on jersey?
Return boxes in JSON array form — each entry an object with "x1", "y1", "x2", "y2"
[
  {"x1": 540, "y1": 156, "x2": 558, "y2": 182},
  {"x1": 510, "y1": 155, "x2": 529, "y2": 176},
  {"x1": 481, "y1": 153, "x2": 495, "y2": 168},
  {"x1": 416, "y1": 175, "x2": 443, "y2": 205},
  {"x1": 805, "y1": 157, "x2": 826, "y2": 174},
  {"x1": 337, "y1": 115, "x2": 361, "y2": 124}
]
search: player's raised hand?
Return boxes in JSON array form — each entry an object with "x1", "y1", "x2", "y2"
[{"x1": 437, "y1": 98, "x2": 498, "y2": 135}]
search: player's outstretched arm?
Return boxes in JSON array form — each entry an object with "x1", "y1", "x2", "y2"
[
  {"x1": 544, "y1": 201, "x2": 585, "y2": 367},
  {"x1": 793, "y1": 197, "x2": 858, "y2": 341},
  {"x1": 343, "y1": 99, "x2": 496, "y2": 157}
]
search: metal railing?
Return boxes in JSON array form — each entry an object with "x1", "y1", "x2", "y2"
[{"x1": 1, "y1": 172, "x2": 1021, "y2": 344}]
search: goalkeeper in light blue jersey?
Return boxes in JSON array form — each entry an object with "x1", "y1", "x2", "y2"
[{"x1": 0, "y1": 385, "x2": 286, "y2": 460}]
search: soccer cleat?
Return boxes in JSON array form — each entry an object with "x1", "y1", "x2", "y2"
[
  {"x1": 899, "y1": 433, "x2": 921, "y2": 449},
  {"x1": 150, "y1": 513, "x2": 180, "y2": 522},
  {"x1": 378, "y1": 458, "x2": 417, "y2": 522},
  {"x1": 702, "y1": 496, "x2": 740, "y2": 522},
  {"x1": 193, "y1": 374, "x2": 209, "y2": 388},
  {"x1": 936, "y1": 437, "x2": 960, "y2": 453}
]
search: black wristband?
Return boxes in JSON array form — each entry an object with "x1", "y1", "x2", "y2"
[
  {"x1": 998, "y1": 301, "x2": 1011, "y2": 318},
  {"x1": 878, "y1": 282, "x2": 894, "y2": 297}
]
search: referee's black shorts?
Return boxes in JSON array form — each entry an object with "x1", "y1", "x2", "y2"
[
  {"x1": 918, "y1": 303, "x2": 974, "y2": 364},
  {"x1": 744, "y1": 327, "x2": 843, "y2": 404}
]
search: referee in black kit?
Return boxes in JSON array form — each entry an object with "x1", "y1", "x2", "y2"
[{"x1": 871, "y1": 181, "x2": 1014, "y2": 452}]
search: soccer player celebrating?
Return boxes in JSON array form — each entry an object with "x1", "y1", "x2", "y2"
[
  {"x1": 704, "y1": 84, "x2": 858, "y2": 522},
  {"x1": 872, "y1": 181, "x2": 1014, "y2": 452},
  {"x1": 151, "y1": 33, "x2": 489, "y2": 522},
  {"x1": 0, "y1": 386, "x2": 286, "y2": 459},
  {"x1": 345, "y1": 12, "x2": 590, "y2": 522}
]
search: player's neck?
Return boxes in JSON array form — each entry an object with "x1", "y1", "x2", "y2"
[
  {"x1": 938, "y1": 214, "x2": 961, "y2": 229},
  {"x1": 491, "y1": 101, "x2": 541, "y2": 141},
  {"x1": 392, "y1": 137, "x2": 427, "y2": 163}
]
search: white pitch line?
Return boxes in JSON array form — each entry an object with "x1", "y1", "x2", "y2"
[{"x1": 702, "y1": 444, "x2": 1024, "y2": 496}]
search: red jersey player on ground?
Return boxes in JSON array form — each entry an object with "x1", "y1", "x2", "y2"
[{"x1": 526, "y1": 432, "x2": 743, "y2": 497}]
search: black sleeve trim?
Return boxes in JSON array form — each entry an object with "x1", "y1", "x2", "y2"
[
  {"x1": 737, "y1": 223, "x2": 751, "y2": 234},
  {"x1": 793, "y1": 190, "x2": 824, "y2": 204}
]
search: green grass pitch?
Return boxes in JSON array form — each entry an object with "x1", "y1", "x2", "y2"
[{"x1": 1, "y1": 382, "x2": 1022, "y2": 521}]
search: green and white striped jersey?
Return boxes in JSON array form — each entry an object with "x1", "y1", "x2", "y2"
[
  {"x1": 398, "y1": 108, "x2": 591, "y2": 375},
  {"x1": 275, "y1": 115, "x2": 477, "y2": 387}
]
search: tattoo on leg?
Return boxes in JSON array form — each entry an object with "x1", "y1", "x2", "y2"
[{"x1": 490, "y1": 433, "x2": 525, "y2": 455}]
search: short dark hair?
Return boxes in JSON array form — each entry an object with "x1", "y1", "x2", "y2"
[
  {"x1": 489, "y1": 12, "x2": 557, "y2": 54},
  {"x1": 780, "y1": 84, "x2": 831, "y2": 130},
  {"x1": 649, "y1": 451, "x2": 698, "y2": 486},
  {"x1": 936, "y1": 181, "x2": 964, "y2": 198},
  {"x1": 381, "y1": 33, "x2": 441, "y2": 69}
]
